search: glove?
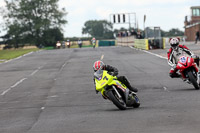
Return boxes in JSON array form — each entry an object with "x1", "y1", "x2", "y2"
[
  {"x1": 107, "y1": 72, "x2": 112, "y2": 75},
  {"x1": 113, "y1": 71, "x2": 118, "y2": 76},
  {"x1": 191, "y1": 54, "x2": 197, "y2": 59},
  {"x1": 192, "y1": 55, "x2": 200, "y2": 66},
  {"x1": 172, "y1": 64, "x2": 177, "y2": 69}
]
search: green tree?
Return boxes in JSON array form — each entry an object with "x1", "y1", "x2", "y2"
[
  {"x1": 167, "y1": 28, "x2": 184, "y2": 36},
  {"x1": 43, "y1": 28, "x2": 64, "y2": 47},
  {"x1": 82, "y1": 20, "x2": 114, "y2": 39},
  {"x1": 161, "y1": 28, "x2": 184, "y2": 37},
  {"x1": 2, "y1": 0, "x2": 67, "y2": 47}
]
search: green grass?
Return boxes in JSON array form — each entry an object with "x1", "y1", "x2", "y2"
[
  {"x1": 0, "y1": 48, "x2": 39, "y2": 61},
  {"x1": 69, "y1": 45, "x2": 78, "y2": 48},
  {"x1": 70, "y1": 44, "x2": 93, "y2": 48},
  {"x1": 42, "y1": 46, "x2": 54, "y2": 50},
  {"x1": 83, "y1": 45, "x2": 93, "y2": 47}
]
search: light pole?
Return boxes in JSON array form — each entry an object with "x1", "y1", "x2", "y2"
[{"x1": 143, "y1": 14, "x2": 146, "y2": 38}]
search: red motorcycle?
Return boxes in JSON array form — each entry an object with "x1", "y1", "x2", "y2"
[{"x1": 176, "y1": 55, "x2": 199, "y2": 90}]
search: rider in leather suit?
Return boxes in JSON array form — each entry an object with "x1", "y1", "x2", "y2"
[
  {"x1": 93, "y1": 60, "x2": 138, "y2": 94},
  {"x1": 167, "y1": 37, "x2": 199, "y2": 78}
]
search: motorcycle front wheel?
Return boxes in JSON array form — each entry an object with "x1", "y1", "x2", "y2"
[
  {"x1": 107, "y1": 90, "x2": 126, "y2": 110},
  {"x1": 188, "y1": 70, "x2": 199, "y2": 90}
]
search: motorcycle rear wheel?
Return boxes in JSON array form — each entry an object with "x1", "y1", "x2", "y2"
[
  {"x1": 132, "y1": 95, "x2": 140, "y2": 108},
  {"x1": 188, "y1": 70, "x2": 199, "y2": 90},
  {"x1": 107, "y1": 90, "x2": 126, "y2": 110}
]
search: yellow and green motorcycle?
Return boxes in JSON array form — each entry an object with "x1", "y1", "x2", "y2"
[{"x1": 94, "y1": 70, "x2": 140, "y2": 110}]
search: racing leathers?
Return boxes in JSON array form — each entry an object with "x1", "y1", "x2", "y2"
[
  {"x1": 167, "y1": 44, "x2": 198, "y2": 78},
  {"x1": 94, "y1": 65, "x2": 138, "y2": 94}
]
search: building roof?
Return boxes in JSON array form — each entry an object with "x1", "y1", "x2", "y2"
[
  {"x1": 191, "y1": 6, "x2": 200, "y2": 9},
  {"x1": 185, "y1": 22, "x2": 200, "y2": 28}
]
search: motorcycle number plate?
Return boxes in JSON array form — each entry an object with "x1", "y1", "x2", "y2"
[{"x1": 180, "y1": 57, "x2": 186, "y2": 63}]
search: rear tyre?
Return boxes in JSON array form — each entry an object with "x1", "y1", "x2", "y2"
[
  {"x1": 188, "y1": 70, "x2": 199, "y2": 90},
  {"x1": 107, "y1": 90, "x2": 126, "y2": 110},
  {"x1": 132, "y1": 95, "x2": 140, "y2": 108}
]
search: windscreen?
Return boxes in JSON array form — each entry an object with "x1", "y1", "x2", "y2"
[{"x1": 94, "y1": 69, "x2": 103, "y2": 80}]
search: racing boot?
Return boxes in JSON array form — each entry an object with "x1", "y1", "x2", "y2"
[
  {"x1": 182, "y1": 78, "x2": 191, "y2": 84},
  {"x1": 169, "y1": 72, "x2": 181, "y2": 78},
  {"x1": 128, "y1": 86, "x2": 138, "y2": 93},
  {"x1": 123, "y1": 78, "x2": 138, "y2": 92},
  {"x1": 118, "y1": 76, "x2": 138, "y2": 93},
  {"x1": 124, "y1": 80, "x2": 138, "y2": 92}
]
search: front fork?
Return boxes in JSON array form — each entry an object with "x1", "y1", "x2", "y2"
[
  {"x1": 112, "y1": 85, "x2": 122, "y2": 99},
  {"x1": 112, "y1": 85, "x2": 132, "y2": 104}
]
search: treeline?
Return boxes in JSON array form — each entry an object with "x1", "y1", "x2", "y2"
[
  {"x1": 0, "y1": 0, "x2": 184, "y2": 49},
  {"x1": 161, "y1": 28, "x2": 184, "y2": 37},
  {"x1": 0, "y1": 0, "x2": 67, "y2": 48}
]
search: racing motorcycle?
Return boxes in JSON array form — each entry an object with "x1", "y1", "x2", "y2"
[
  {"x1": 176, "y1": 55, "x2": 200, "y2": 90},
  {"x1": 94, "y1": 70, "x2": 140, "y2": 110}
]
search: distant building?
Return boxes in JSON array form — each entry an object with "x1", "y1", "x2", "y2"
[{"x1": 184, "y1": 6, "x2": 200, "y2": 41}]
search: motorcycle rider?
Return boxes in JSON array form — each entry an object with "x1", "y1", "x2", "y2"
[
  {"x1": 167, "y1": 37, "x2": 199, "y2": 79},
  {"x1": 93, "y1": 60, "x2": 138, "y2": 94},
  {"x1": 91, "y1": 37, "x2": 96, "y2": 48}
]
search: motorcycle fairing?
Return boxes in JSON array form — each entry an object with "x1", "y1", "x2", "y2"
[
  {"x1": 94, "y1": 70, "x2": 127, "y2": 97},
  {"x1": 177, "y1": 56, "x2": 197, "y2": 70},
  {"x1": 177, "y1": 56, "x2": 194, "y2": 70},
  {"x1": 176, "y1": 56, "x2": 198, "y2": 78}
]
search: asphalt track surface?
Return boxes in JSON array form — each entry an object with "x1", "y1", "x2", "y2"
[{"x1": 1, "y1": 43, "x2": 200, "y2": 133}]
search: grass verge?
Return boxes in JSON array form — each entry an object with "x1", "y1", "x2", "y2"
[
  {"x1": 70, "y1": 44, "x2": 93, "y2": 48},
  {"x1": 0, "y1": 48, "x2": 39, "y2": 61}
]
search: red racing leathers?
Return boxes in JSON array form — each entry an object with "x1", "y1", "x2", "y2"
[{"x1": 167, "y1": 45, "x2": 194, "y2": 78}]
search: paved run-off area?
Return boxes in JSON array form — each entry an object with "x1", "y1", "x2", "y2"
[{"x1": 1, "y1": 44, "x2": 200, "y2": 133}]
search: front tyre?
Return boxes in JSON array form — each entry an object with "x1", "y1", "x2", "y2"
[
  {"x1": 188, "y1": 70, "x2": 199, "y2": 90},
  {"x1": 107, "y1": 90, "x2": 126, "y2": 110}
]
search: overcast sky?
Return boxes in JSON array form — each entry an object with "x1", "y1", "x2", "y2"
[{"x1": 0, "y1": 0, "x2": 200, "y2": 37}]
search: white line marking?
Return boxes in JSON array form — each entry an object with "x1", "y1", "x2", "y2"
[
  {"x1": 62, "y1": 63, "x2": 66, "y2": 68},
  {"x1": 10, "y1": 78, "x2": 27, "y2": 88},
  {"x1": 163, "y1": 87, "x2": 169, "y2": 92},
  {"x1": 100, "y1": 54, "x2": 104, "y2": 60},
  {"x1": 1, "y1": 78, "x2": 27, "y2": 96},
  {"x1": 143, "y1": 50, "x2": 167, "y2": 59},
  {"x1": 23, "y1": 52, "x2": 33, "y2": 56},
  {"x1": 59, "y1": 62, "x2": 67, "y2": 72},
  {"x1": 1, "y1": 88, "x2": 11, "y2": 96},
  {"x1": 49, "y1": 95, "x2": 58, "y2": 98},
  {"x1": 30, "y1": 65, "x2": 43, "y2": 76},
  {"x1": 129, "y1": 46, "x2": 167, "y2": 60},
  {"x1": 16, "y1": 56, "x2": 22, "y2": 59},
  {"x1": 41, "y1": 107, "x2": 45, "y2": 110},
  {"x1": 30, "y1": 70, "x2": 39, "y2": 76}
]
